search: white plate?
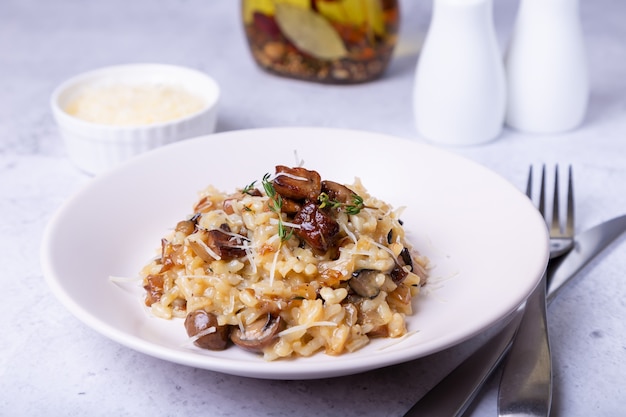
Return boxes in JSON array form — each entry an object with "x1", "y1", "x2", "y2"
[{"x1": 41, "y1": 127, "x2": 549, "y2": 380}]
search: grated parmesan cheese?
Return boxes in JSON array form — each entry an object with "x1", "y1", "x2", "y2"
[
  {"x1": 65, "y1": 83, "x2": 206, "y2": 126},
  {"x1": 278, "y1": 321, "x2": 338, "y2": 337}
]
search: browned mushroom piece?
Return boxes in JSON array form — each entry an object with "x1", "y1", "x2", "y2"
[
  {"x1": 175, "y1": 219, "x2": 196, "y2": 235},
  {"x1": 159, "y1": 239, "x2": 184, "y2": 272},
  {"x1": 143, "y1": 274, "x2": 164, "y2": 306},
  {"x1": 184, "y1": 310, "x2": 231, "y2": 350},
  {"x1": 279, "y1": 197, "x2": 302, "y2": 215},
  {"x1": 293, "y1": 201, "x2": 340, "y2": 252},
  {"x1": 230, "y1": 313, "x2": 284, "y2": 353},
  {"x1": 399, "y1": 247, "x2": 413, "y2": 268},
  {"x1": 272, "y1": 165, "x2": 322, "y2": 201},
  {"x1": 206, "y1": 229, "x2": 247, "y2": 260},
  {"x1": 193, "y1": 196, "x2": 213, "y2": 213},
  {"x1": 348, "y1": 269, "x2": 382, "y2": 299},
  {"x1": 390, "y1": 247, "x2": 414, "y2": 284},
  {"x1": 189, "y1": 228, "x2": 247, "y2": 262},
  {"x1": 390, "y1": 264, "x2": 408, "y2": 284},
  {"x1": 368, "y1": 325, "x2": 390, "y2": 338},
  {"x1": 321, "y1": 180, "x2": 355, "y2": 204},
  {"x1": 187, "y1": 230, "x2": 214, "y2": 263},
  {"x1": 222, "y1": 199, "x2": 236, "y2": 215}
]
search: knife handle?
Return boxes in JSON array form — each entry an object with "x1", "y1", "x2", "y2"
[
  {"x1": 498, "y1": 276, "x2": 552, "y2": 416},
  {"x1": 402, "y1": 312, "x2": 523, "y2": 417}
]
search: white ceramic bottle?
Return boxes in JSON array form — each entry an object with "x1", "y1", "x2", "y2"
[
  {"x1": 505, "y1": 0, "x2": 588, "y2": 133},
  {"x1": 413, "y1": 0, "x2": 506, "y2": 146}
]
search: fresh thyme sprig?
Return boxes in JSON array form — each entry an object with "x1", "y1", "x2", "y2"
[
  {"x1": 318, "y1": 192, "x2": 365, "y2": 215},
  {"x1": 241, "y1": 180, "x2": 257, "y2": 195},
  {"x1": 262, "y1": 173, "x2": 280, "y2": 211},
  {"x1": 261, "y1": 173, "x2": 293, "y2": 242}
]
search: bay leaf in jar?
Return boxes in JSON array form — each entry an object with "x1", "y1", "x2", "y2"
[
  {"x1": 241, "y1": 0, "x2": 400, "y2": 84},
  {"x1": 274, "y1": 3, "x2": 348, "y2": 60}
]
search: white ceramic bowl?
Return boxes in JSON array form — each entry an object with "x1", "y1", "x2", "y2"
[{"x1": 51, "y1": 64, "x2": 220, "y2": 175}]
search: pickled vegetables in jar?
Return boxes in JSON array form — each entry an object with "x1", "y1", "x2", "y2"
[{"x1": 241, "y1": 0, "x2": 400, "y2": 84}]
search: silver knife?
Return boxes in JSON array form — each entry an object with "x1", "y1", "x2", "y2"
[
  {"x1": 497, "y1": 273, "x2": 551, "y2": 417},
  {"x1": 402, "y1": 214, "x2": 626, "y2": 417},
  {"x1": 547, "y1": 214, "x2": 626, "y2": 302}
]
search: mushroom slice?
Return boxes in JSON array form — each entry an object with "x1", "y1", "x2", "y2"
[
  {"x1": 143, "y1": 274, "x2": 164, "y2": 306},
  {"x1": 390, "y1": 264, "x2": 408, "y2": 284},
  {"x1": 222, "y1": 199, "x2": 236, "y2": 215},
  {"x1": 349, "y1": 269, "x2": 383, "y2": 299},
  {"x1": 399, "y1": 247, "x2": 414, "y2": 269},
  {"x1": 273, "y1": 165, "x2": 322, "y2": 201},
  {"x1": 230, "y1": 313, "x2": 283, "y2": 353},
  {"x1": 188, "y1": 229, "x2": 247, "y2": 262},
  {"x1": 159, "y1": 239, "x2": 184, "y2": 272},
  {"x1": 193, "y1": 196, "x2": 213, "y2": 213},
  {"x1": 175, "y1": 219, "x2": 196, "y2": 235},
  {"x1": 206, "y1": 229, "x2": 247, "y2": 260},
  {"x1": 321, "y1": 180, "x2": 355, "y2": 204},
  {"x1": 280, "y1": 197, "x2": 302, "y2": 215},
  {"x1": 293, "y1": 201, "x2": 339, "y2": 252},
  {"x1": 184, "y1": 310, "x2": 231, "y2": 350},
  {"x1": 390, "y1": 247, "x2": 414, "y2": 284},
  {"x1": 368, "y1": 325, "x2": 390, "y2": 338}
]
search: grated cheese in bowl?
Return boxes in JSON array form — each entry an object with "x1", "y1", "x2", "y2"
[
  {"x1": 50, "y1": 63, "x2": 220, "y2": 175},
  {"x1": 65, "y1": 84, "x2": 206, "y2": 126}
]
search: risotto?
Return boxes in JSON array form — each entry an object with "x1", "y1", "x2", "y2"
[{"x1": 140, "y1": 165, "x2": 428, "y2": 360}]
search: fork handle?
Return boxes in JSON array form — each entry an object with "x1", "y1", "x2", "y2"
[
  {"x1": 498, "y1": 275, "x2": 552, "y2": 416},
  {"x1": 402, "y1": 312, "x2": 523, "y2": 417}
]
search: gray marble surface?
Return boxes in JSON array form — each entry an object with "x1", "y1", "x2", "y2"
[{"x1": 2, "y1": 0, "x2": 626, "y2": 416}]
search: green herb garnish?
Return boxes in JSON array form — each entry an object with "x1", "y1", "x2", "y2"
[
  {"x1": 262, "y1": 173, "x2": 293, "y2": 242},
  {"x1": 241, "y1": 180, "x2": 258, "y2": 195},
  {"x1": 318, "y1": 192, "x2": 365, "y2": 215}
]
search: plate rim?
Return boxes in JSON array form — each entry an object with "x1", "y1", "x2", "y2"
[{"x1": 41, "y1": 126, "x2": 549, "y2": 379}]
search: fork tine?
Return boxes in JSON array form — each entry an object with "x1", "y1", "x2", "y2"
[
  {"x1": 533, "y1": 164, "x2": 575, "y2": 260},
  {"x1": 565, "y1": 165, "x2": 575, "y2": 237},
  {"x1": 538, "y1": 165, "x2": 546, "y2": 220},
  {"x1": 526, "y1": 166, "x2": 533, "y2": 198},
  {"x1": 551, "y1": 165, "x2": 562, "y2": 235}
]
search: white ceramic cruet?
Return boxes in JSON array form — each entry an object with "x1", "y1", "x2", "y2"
[
  {"x1": 413, "y1": 0, "x2": 506, "y2": 146},
  {"x1": 505, "y1": 0, "x2": 589, "y2": 133}
]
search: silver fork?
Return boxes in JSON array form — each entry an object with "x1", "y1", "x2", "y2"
[
  {"x1": 498, "y1": 165, "x2": 575, "y2": 417},
  {"x1": 536, "y1": 165, "x2": 576, "y2": 260}
]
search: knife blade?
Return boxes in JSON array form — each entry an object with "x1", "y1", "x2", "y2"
[
  {"x1": 547, "y1": 214, "x2": 626, "y2": 303},
  {"x1": 402, "y1": 214, "x2": 626, "y2": 417},
  {"x1": 497, "y1": 274, "x2": 551, "y2": 417}
]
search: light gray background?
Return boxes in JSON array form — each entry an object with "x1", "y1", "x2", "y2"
[{"x1": 2, "y1": 1, "x2": 625, "y2": 416}]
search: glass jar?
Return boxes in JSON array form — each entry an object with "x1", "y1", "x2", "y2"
[{"x1": 241, "y1": 0, "x2": 400, "y2": 84}]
